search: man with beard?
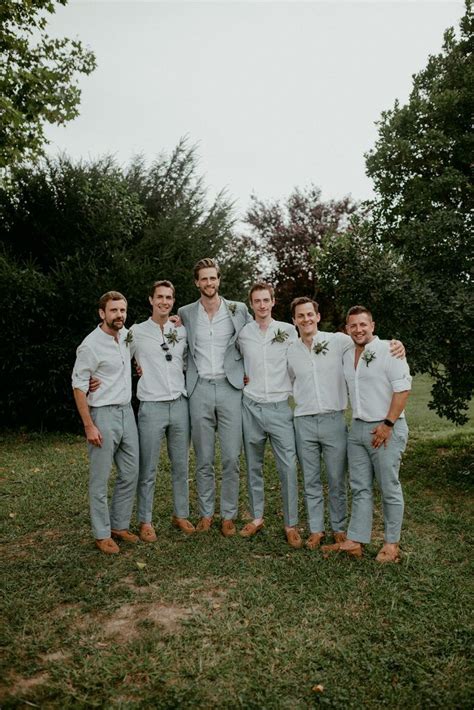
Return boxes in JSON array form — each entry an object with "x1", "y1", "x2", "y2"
[
  {"x1": 72, "y1": 291, "x2": 139, "y2": 554},
  {"x1": 178, "y1": 258, "x2": 252, "y2": 536}
]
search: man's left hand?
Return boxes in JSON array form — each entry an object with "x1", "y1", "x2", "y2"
[{"x1": 371, "y1": 423, "x2": 392, "y2": 449}]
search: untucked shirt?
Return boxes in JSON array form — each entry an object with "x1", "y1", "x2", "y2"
[
  {"x1": 239, "y1": 320, "x2": 298, "y2": 403},
  {"x1": 194, "y1": 300, "x2": 234, "y2": 378},
  {"x1": 288, "y1": 331, "x2": 351, "y2": 416},
  {"x1": 130, "y1": 319, "x2": 187, "y2": 401},
  {"x1": 72, "y1": 325, "x2": 132, "y2": 407},
  {"x1": 343, "y1": 336, "x2": 412, "y2": 421}
]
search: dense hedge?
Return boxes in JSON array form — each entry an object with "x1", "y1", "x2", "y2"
[{"x1": 0, "y1": 144, "x2": 257, "y2": 430}]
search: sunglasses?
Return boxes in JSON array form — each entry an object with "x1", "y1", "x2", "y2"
[{"x1": 160, "y1": 343, "x2": 172, "y2": 361}]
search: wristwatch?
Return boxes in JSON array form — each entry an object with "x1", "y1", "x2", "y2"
[{"x1": 383, "y1": 418, "x2": 394, "y2": 427}]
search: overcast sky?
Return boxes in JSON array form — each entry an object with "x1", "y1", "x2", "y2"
[{"x1": 44, "y1": 0, "x2": 465, "y2": 215}]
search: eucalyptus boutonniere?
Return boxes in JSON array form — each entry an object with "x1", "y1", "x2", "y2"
[
  {"x1": 271, "y1": 328, "x2": 289, "y2": 344},
  {"x1": 125, "y1": 330, "x2": 134, "y2": 347},
  {"x1": 165, "y1": 329, "x2": 181, "y2": 347},
  {"x1": 361, "y1": 349, "x2": 376, "y2": 367},
  {"x1": 228, "y1": 302, "x2": 237, "y2": 316},
  {"x1": 313, "y1": 340, "x2": 329, "y2": 356}
]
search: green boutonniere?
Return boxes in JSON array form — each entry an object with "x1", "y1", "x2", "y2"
[
  {"x1": 271, "y1": 328, "x2": 289, "y2": 344},
  {"x1": 228, "y1": 302, "x2": 237, "y2": 316},
  {"x1": 125, "y1": 330, "x2": 134, "y2": 347},
  {"x1": 361, "y1": 350, "x2": 376, "y2": 367},
  {"x1": 313, "y1": 340, "x2": 329, "y2": 355},
  {"x1": 165, "y1": 329, "x2": 181, "y2": 347}
]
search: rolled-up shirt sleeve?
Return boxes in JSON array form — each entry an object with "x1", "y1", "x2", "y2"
[
  {"x1": 386, "y1": 357, "x2": 412, "y2": 392},
  {"x1": 72, "y1": 344, "x2": 99, "y2": 393}
]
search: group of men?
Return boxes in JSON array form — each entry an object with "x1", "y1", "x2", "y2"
[{"x1": 72, "y1": 257, "x2": 411, "y2": 563}]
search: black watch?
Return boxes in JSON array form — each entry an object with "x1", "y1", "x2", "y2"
[{"x1": 383, "y1": 418, "x2": 394, "y2": 428}]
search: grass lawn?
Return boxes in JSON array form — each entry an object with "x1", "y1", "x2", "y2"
[{"x1": 1, "y1": 375, "x2": 473, "y2": 708}]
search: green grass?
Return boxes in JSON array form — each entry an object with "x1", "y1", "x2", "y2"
[{"x1": 1, "y1": 376, "x2": 473, "y2": 708}]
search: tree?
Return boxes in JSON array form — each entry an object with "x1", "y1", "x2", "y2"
[
  {"x1": 0, "y1": 143, "x2": 256, "y2": 430},
  {"x1": 314, "y1": 3, "x2": 473, "y2": 424},
  {"x1": 245, "y1": 185, "x2": 362, "y2": 321},
  {"x1": 0, "y1": 0, "x2": 96, "y2": 170}
]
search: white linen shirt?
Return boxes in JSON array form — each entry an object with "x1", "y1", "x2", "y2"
[
  {"x1": 72, "y1": 325, "x2": 132, "y2": 406},
  {"x1": 239, "y1": 320, "x2": 298, "y2": 403},
  {"x1": 343, "y1": 336, "x2": 412, "y2": 421},
  {"x1": 130, "y1": 319, "x2": 187, "y2": 401},
  {"x1": 287, "y1": 331, "x2": 351, "y2": 416},
  {"x1": 194, "y1": 300, "x2": 234, "y2": 378}
]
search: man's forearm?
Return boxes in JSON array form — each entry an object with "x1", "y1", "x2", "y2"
[
  {"x1": 73, "y1": 389, "x2": 93, "y2": 428},
  {"x1": 386, "y1": 390, "x2": 410, "y2": 423}
]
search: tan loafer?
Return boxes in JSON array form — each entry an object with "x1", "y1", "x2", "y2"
[
  {"x1": 172, "y1": 516, "x2": 195, "y2": 534},
  {"x1": 240, "y1": 521, "x2": 264, "y2": 538},
  {"x1": 376, "y1": 543, "x2": 400, "y2": 563},
  {"x1": 333, "y1": 531, "x2": 347, "y2": 543},
  {"x1": 321, "y1": 541, "x2": 363, "y2": 558},
  {"x1": 95, "y1": 538, "x2": 120, "y2": 554},
  {"x1": 221, "y1": 519, "x2": 236, "y2": 537},
  {"x1": 285, "y1": 527, "x2": 303, "y2": 549},
  {"x1": 111, "y1": 529, "x2": 139, "y2": 544},
  {"x1": 196, "y1": 517, "x2": 213, "y2": 533},
  {"x1": 139, "y1": 524, "x2": 157, "y2": 543},
  {"x1": 306, "y1": 532, "x2": 325, "y2": 550}
]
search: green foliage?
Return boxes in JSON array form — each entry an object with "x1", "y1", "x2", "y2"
[
  {"x1": 245, "y1": 185, "x2": 362, "y2": 321},
  {"x1": 314, "y1": 3, "x2": 474, "y2": 424},
  {"x1": 0, "y1": 142, "x2": 256, "y2": 430},
  {"x1": 0, "y1": 0, "x2": 96, "y2": 170}
]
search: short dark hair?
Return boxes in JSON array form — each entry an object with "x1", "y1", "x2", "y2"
[
  {"x1": 248, "y1": 281, "x2": 275, "y2": 301},
  {"x1": 346, "y1": 305, "x2": 373, "y2": 322},
  {"x1": 149, "y1": 280, "x2": 175, "y2": 298},
  {"x1": 193, "y1": 258, "x2": 220, "y2": 281},
  {"x1": 98, "y1": 291, "x2": 127, "y2": 311},
  {"x1": 290, "y1": 296, "x2": 319, "y2": 318}
]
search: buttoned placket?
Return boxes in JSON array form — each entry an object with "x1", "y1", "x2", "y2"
[
  {"x1": 353, "y1": 350, "x2": 363, "y2": 418},
  {"x1": 308, "y1": 341, "x2": 323, "y2": 410},
  {"x1": 117, "y1": 337, "x2": 130, "y2": 402}
]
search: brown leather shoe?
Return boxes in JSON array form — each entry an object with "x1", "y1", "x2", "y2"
[
  {"x1": 221, "y1": 519, "x2": 236, "y2": 537},
  {"x1": 95, "y1": 538, "x2": 120, "y2": 554},
  {"x1": 196, "y1": 517, "x2": 213, "y2": 533},
  {"x1": 306, "y1": 532, "x2": 325, "y2": 550},
  {"x1": 285, "y1": 527, "x2": 303, "y2": 549},
  {"x1": 139, "y1": 524, "x2": 157, "y2": 543},
  {"x1": 321, "y1": 541, "x2": 363, "y2": 558},
  {"x1": 172, "y1": 516, "x2": 195, "y2": 534},
  {"x1": 334, "y1": 531, "x2": 347, "y2": 543},
  {"x1": 240, "y1": 521, "x2": 264, "y2": 538},
  {"x1": 376, "y1": 543, "x2": 400, "y2": 563},
  {"x1": 111, "y1": 529, "x2": 139, "y2": 544}
]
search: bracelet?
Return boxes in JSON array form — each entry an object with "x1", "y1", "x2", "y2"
[{"x1": 383, "y1": 418, "x2": 395, "y2": 427}]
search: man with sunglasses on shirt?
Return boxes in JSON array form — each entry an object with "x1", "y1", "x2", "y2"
[{"x1": 129, "y1": 280, "x2": 194, "y2": 541}]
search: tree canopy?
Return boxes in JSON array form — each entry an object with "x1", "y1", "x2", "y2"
[
  {"x1": 0, "y1": 141, "x2": 256, "y2": 430},
  {"x1": 314, "y1": 3, "x2": 473, "y2": 423},
  {"x1": 245, "y1": 185, "x2": 362, "y2": 322},
  {"x1": 0, "y1": 0, "x2": 96, "y2": 170}
]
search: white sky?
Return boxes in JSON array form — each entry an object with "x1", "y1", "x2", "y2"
[{"x1": 44, "y1": 0, "x2": 465, "y2": 215}]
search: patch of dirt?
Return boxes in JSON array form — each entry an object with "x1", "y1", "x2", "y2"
[
  {"x1": 40, "y1": 650, "x2": 70, "y2": 663},
  {"x1": 49, "y1": 602, "x2": 81, "y2": 622},
  {"x1": 99, "y1": 601, "x2": 195, "y2": 641},
  {"x1": 120, "y1": 574, "x2": 149, "y2": 593},
  {"x1": 3, "y1": 671, "x2": 50, "y2": 698}
]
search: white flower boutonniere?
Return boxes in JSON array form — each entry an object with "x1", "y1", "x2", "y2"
[
  {"x1": 361, "y1": 350, "x2": 376, "y2": 367},
  {"x1": 272, "y1": 328, "x2": 289, "y2": 344},
  {"x1": 313, "y1": 340, "x2": 329, "y2": 356},
  {"x1": 165, "y1": 329, "x2": 181, "y2": 347},
  {"x1": 125, "y1": 330, "x2": 134, "y2": 347},
  {"x1": 228, "y1": 303, "x2": 237, "y2": 316}
]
